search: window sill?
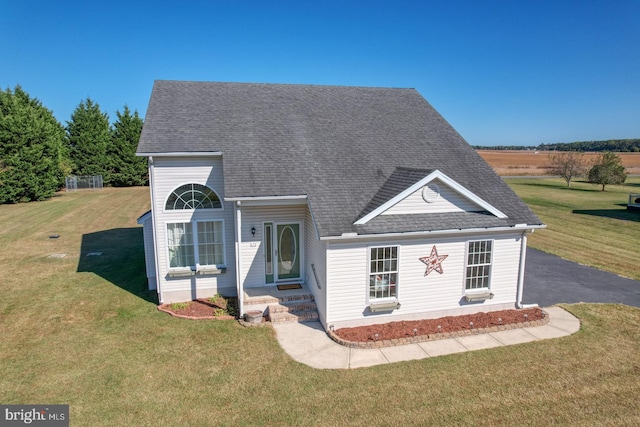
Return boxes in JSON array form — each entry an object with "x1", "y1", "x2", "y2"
[
  {"x1": 197, "y1": 265, "x2": 227, "y2": 275},
  {"x1": 369, "y1": 300, "x2": 401, "y2": 313},
  {"x1": 464, "y1": 290, "x2": 494, "y2": 302},
  {"x1": 168, "y1": 268, "x2": 195, "y2": 278}
]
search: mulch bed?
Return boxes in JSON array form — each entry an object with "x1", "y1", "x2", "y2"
[
  {"x1": 158, "y1": 297, "x2": 237, "y2": 320},
  {"x1": 334, "y1": 307, "x2": 545, "y2": 342}
]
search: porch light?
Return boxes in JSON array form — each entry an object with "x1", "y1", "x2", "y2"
[{"x1": 251, "y1": 226, "x2": 256, "y2": 237}]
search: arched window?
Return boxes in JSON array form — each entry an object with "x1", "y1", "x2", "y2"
[{"x1": 165, "y1": 184, "x2": 222, "y2": 210}]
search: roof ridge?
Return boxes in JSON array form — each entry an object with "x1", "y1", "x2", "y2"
[{"x1": 153, "y1": 79, "x2": 417, "y2": 91}]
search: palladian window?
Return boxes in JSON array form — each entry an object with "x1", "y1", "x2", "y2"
[{"x1": 165, "y1": 183, "x2": 222, "y2": 210}]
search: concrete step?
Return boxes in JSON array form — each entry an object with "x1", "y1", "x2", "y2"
[
  {"x1": 268, "y1": 309, "x2": 319, "y2": 323},
  {"x1": 266, "y1": 298, "x2": 319, "y2": 323},
  {"x1": 268, "y1": 301, "x2": 318, "y2": 313},
  {"x1": 244, "y1": 292, "x2": 314, "y2": 307}
]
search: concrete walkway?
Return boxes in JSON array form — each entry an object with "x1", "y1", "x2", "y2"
[{"x1": 272, "y1": 306, "x2": 580, "y2": 369}]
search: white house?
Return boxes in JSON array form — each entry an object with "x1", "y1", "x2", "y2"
[{"x1": 136, "y1": 81, "x2": 544, "y2": 329}]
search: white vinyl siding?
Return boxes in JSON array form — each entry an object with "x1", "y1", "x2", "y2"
[
  {"x1": 305, "y1": 206, "x2": 327, "y2": 326},
  {"x1": 138, "y1": 213, "x2": 157, "y2": 290},
  {"x1": 150, "y1": 156, "x2": 236, "y2": 303},
  {"x1": 325, "y1": 232, "x2": 524, "y2": 327},
  {"x1": 326, "y1": 242, "x2": 368, "y2": 323},
  {"x1": 382, "y1": 178, "x2": 483, "y2": 215}
]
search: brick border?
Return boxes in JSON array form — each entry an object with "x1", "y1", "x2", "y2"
[{"x1": 326, "y1": 309, "x2": 549, "y2": 349}]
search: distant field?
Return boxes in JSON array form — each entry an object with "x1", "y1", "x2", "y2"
[{"x1": 478, "y1": 150, "x2": 640, "y2": 176}]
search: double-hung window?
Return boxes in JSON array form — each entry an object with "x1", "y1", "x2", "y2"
[
  {"x1": 465, "y1": 240, "x2": 492, "y2": 290},
  {"x1": 167, "y1": 221, "x2": 225, "y2": 269},
  {"x1": 167, "y1": 222, "x2": 195, "y2": 268},
  {"x1": 369, "y1": 246, "x2": 398, "y2": 299},
  {"x1": 196, "y1": 221, "x2": 224, "y2": 265}
]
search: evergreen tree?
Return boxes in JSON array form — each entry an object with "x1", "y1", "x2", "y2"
[
  {"x1": 588, "y1": 152, "x2": 627, "y2": 191},
  {"x1": 0, "y1": 86, "x2": 69, "y2": 203},
  {"x1": 108, "y1": 105, "x2": 147, "y2": 186},
  {"x1": 66, "y1": 98, "x2": 111, "y2": 184}
]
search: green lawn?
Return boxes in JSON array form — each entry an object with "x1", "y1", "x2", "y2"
[
  {"x1": 506, "y1": 176, "x2": 640, "y2": 280},
  {"x1": 1, "y1": 187, "x2": 639, "y2": 425}
]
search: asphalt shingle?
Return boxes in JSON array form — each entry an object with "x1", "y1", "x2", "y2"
[{"x1": 137, "y1": 80, "x2": 542, "y2": 237}]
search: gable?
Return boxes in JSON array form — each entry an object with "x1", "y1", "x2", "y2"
[
  {"x1": 381, "y1": 178, "x2": 484, "y2": 215},
  {"x1": 354, "y1": 169, "x2": 507, "y2": 226}
]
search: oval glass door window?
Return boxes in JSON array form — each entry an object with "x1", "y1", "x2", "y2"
[{"x1": 278, "y1": 226, "x2": 296, "y2": 272}]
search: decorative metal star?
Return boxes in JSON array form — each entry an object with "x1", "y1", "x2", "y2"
[{"x1": 419, "y1": 245, "x2": 448, "y2": 276}]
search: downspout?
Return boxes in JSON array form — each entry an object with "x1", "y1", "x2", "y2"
[
  {"x1": 516, "y1": 229, "x2": 537, "y2": 309},
  {"x1": 148, "y1": 156, "x2": 163, "y2": 304},
  {"x1": 234, "y1": 201, "x2": 244, "y2": 317}
]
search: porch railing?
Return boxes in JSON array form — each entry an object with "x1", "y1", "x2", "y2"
[{"x1": 311, "y1": 263, "x2": 322, "y2": 290}]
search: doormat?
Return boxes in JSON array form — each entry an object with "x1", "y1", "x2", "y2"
[{"x1": 277, "y1": 283, "x2": 302, "y2": 291}]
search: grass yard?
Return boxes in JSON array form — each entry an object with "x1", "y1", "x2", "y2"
[
  {"x1": 1, "y1": 187, "x2": 640, "y2": 425},
  {"x1": 507, "y1": 176, "x2": 640, "y2": 280}
]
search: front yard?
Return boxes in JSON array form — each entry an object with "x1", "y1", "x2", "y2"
[{"x1": 1, "y1": 187, "x2": 639, "y2": 425}]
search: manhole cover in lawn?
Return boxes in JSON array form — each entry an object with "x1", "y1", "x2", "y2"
[{"x1": 48, "y1": 253, "x2": 67, "y2": 259}]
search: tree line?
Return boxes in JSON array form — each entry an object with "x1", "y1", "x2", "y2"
[
  {"x1": 0, "y1": 85, "x2": 147, "y2": 204},
  {"x1": 474, "y1": 139, "x2": 640, "y2": 152}
]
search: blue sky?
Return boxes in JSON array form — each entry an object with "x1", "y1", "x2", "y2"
[{"x1": 2, "y1": 0, "x2": 638, "y2": 146}]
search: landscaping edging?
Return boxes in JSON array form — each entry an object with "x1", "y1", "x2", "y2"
[
  {"x1": 326, "y1": 309, "x2": 549, "y2": 349},
  {"x1": 157, "y1": 305, "x2": 235, "y2": 320}
]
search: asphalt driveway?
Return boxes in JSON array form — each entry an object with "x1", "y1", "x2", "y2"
[{"x1": 523, "y1": 248, "x2": 640, "y2": 308}]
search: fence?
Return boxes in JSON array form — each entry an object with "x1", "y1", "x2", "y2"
[{"x1": 65, "y1": 175, "x2": 104, "y2": 192}]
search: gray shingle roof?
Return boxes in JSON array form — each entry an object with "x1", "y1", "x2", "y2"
[{"x1": 138, "y1": 80, "x2": 542, "y2": 237}]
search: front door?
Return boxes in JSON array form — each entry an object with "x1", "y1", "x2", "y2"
[{"x1": 276, "y1": 223, "x2": 300, "y2": 281}]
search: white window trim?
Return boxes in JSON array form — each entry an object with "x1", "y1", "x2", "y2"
[
  {"x1": 163, "y1": 182, "x2": 224, "y2": 213},
  {"x1": 165, "y1": 219, "x2": 227, "y2": 275},
  {"x1": 367, "y1": 245, "x2": 400, "y2": 302},
  {"x1": 463, "y1": 239, "x2": 493, "y2": 293},
  {"x1": 262, "y1": 222, "x2": 274, "y2": 284}
]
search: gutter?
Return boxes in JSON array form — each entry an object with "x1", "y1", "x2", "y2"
[
  {"x1": 148, "y1": 156, "x2": 163, "y2": 304},
  {"x1": 136, "y1": 151, "x2": 223, "y2": 157},
  {"x1": 234, "y1": 201, "x2": 244, "y2": 317},
  {"x1": 225, "y1": 195, "x2": 307, "y2": 202},
  {"x1": 321, "y1": 224, "x2": 546, "y2": 242},
  {"x1": 516, "y1": 229, "x2": 538, "y2": 309}
]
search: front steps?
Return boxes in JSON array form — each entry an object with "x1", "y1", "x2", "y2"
[
  {"x1": 267, "y1": 299, "x2": 319, "y2": 323},
  {"x1": 243, "y1": 289, "x2": 319, "y2": 324}
]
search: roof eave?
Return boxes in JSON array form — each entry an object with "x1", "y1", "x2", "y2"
[
  {"x1": 136, "y1": 151, "x2": 223, "y2": 157},
  {"x1": 321, "y1": 223, "x2": 546, "y2": 242}
]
